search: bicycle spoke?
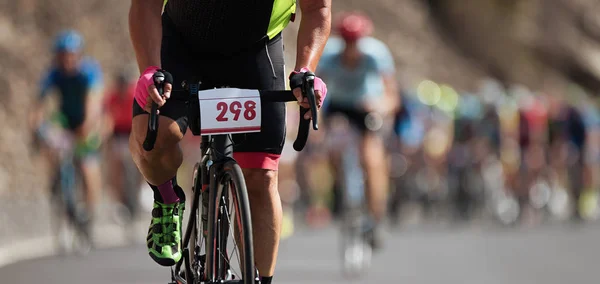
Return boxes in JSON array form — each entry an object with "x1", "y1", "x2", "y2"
[
  {"x1": 223, "y1": 199, "x2": 242, "y2": 278},
  {"x1": 218, "y1": 246, "x2": 241, "y2": 279},
  {"x1": 203, "y1": 160, "x2": 255, "y2": 283},
  {"x1": 216, "y1": 192, "x2": 242, "y2": 280},
  {"x1": 193, "y1": 218, "x2": 206, "y2": 278}
]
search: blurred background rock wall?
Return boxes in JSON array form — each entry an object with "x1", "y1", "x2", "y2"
[{"x1": 2, "y1": 0, "x2": 600, "y2": 201}]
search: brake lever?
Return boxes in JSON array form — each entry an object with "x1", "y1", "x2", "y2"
[
  {"x1": 142, "y1": 71, "x2": 165, "y2": 151},
  {"x1": 302, "y1": 72, "x2": 319, "y2": 130}
]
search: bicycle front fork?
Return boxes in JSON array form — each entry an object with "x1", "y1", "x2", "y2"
[{"x1": 193, "y1": 161, "x2": 211, "y2": 246}]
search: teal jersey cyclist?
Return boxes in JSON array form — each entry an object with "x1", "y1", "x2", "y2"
[
  {"x1": 317, "y1": 12, "x2": 398, "y2": 250},
  {"x1": 319, "y1": 35, "x2": 396, "y2": 110},
  {"x1": 128, "y1": 1, "x2": 330, "y2": 283}
]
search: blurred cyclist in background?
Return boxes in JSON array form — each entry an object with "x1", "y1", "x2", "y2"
[
  {"x1": 103, "y1": 69, "x2": 143, "y2": 225},
  {"x1": 579, "y1": 99, "x2": 600, "y2": 220},
  {"x1": 30, "y1": 30, "x2": 105, "y2": 237},
  {"x1": 547, "y1": 96, "x2": 587, "y2": 221},
  {"x1": 317, "y1": 11, "x2": 399, "y2": 248},
  {"x1": 388, "y1": 90, "x2": 427, "y2": 224},
  {"x1": 447, "y1": 93, "x2": 485, "y2": 220},
  {"x1": 516, "y1": 90, "x2": 549, "y2": 223}
]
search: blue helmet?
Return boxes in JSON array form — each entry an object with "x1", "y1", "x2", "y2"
[{"x1": 54, "y1": 30, "x2": 84, "y2": 53}]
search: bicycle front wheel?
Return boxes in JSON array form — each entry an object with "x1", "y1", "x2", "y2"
[{"x1": 206, "y1": 160, "x2": 256, "y2": 283}]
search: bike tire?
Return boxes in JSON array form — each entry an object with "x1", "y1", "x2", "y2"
[
  {"x1": 50, "y1": 169, "x2": 68, "y2": 253},
  {"x1": 207, "y1": 160, "x2": 255, "y2": 283},
  {"x1": 339, "y1": 143, "x2": 371, "y2": 278},
  {"x1": 71, "y1": 161, "x2": 92, "y2": 255},
  {"x1": 186, "y1": 162, "x2": 203, "y2": 284},
  {"x1": 53, "y1": 156, "x2": 91, "y2": 255}
]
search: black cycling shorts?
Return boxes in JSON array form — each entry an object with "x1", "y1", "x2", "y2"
[
  {"x1": 323, "y1": 104, "x2": 371, "y2": 134},
  {"x1": 133, "y1": 14, "x2": 286, "y2": 169}
]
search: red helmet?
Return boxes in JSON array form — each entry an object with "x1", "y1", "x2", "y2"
[{"x1": 335, "y1": 12, "x2": 373, "y2": 42}]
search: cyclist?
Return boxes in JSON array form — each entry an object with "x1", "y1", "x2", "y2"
[
  {"x1": 447, "y1": 93, "x2": 484, "y2": 220},
  {"x1": 30, "y1": 30, "x2": 105, "y2": 238},
  {"x1": 388, "y1": 90, "x2": 427, "y2": 224},
  {"x1": 547, "y1": 97, "x2": 587, "y2": 220},
  {"x1": 128, "y1": 1, "x2": 330, "y2": 283},
  {"x1": 317, "y1": 11, "x2": 398, "y2": 249},
  {"x1": 103, "y1": 69, "x2": 142, "y2": 223},
  {"x1": 516, "y1": 91, "x2": 549, "y2": 223}
]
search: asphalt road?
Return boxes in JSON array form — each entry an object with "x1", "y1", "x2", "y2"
[{"x1": 2, "y1": 221, "x2": 600, "y2": 284}]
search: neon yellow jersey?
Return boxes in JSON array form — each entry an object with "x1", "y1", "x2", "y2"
[
  {"x1": 163, "y1": 0, "x2": 296, "y2": 48},
  {"x1": 268, "y1": 0, "x2": 296, "y2": 39}
]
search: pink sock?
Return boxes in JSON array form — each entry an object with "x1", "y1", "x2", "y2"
[{"x1": 158, "y1": 180, "x2": 180, "y2": 204}]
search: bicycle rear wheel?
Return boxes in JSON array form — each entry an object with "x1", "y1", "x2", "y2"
[
  {"x1": 53, "y1": 156, "x2": 91, "y2": 255},
  {"x1": 339, "y1": 144, "x2": 371, "y2": 277},
  {"x1": 183, "y1": 162, "x2": 203, "y2": 284},
  {"x1": 206, "y1": 160, "x2": 255, "y2": 283}
]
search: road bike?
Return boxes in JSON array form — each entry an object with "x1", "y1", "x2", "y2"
[
  {"x1": 143, "y1": 71, "x2": 319, "y2": 284},
  {"x1": 324, "y1": 112, "x2": 383, "y2": 277},
  {"x1": 36, "y1": 120, "x2": 93, "y2": 255}
]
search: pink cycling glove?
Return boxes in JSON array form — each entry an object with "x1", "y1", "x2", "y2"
[
  {"x1": 134, "y1": 65, "x2": 161, "y2": 109},
  {"x1": 289, "y1": 67, "x2": 327, "y2": 108}
]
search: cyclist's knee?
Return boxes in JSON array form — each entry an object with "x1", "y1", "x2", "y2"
[
  {"x1": 243, "y1": 168, "x2": 278, "y2": 196},
  {"x1": 130, "y1": 115, "x2": 184, "y2": 162},
  {"x1": 360, "y1": 133, "x2": 384, "y2": 169},
  {"x1": 79, "y1": 159, "x2": 102, "y2": 193}
]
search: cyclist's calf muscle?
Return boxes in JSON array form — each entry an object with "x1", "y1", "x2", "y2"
[
  {"x1": 243, "y1": 169, "x2": 282, "y2": 277},
  {"x1": 327, "y1": 131, "x2": 388, "y2": 221},
  {"x1": 79, "y1": 159, "x2": 102, "y2": 212},
  {"x1": 360, "y1": 133, "x2": 388, "y2": 221},
  {"x1": 129, "y1": 114, "x2": 184, "y2": 186}
]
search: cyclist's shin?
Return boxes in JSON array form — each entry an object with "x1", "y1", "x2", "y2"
[{"x1": 148, "y1": 176, "x2": 184, "y2": 204}]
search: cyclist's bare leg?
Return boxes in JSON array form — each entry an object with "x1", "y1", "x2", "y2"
[
  {"x1": 243, "y1": 168, "x2": 282, "y2": 277},
  {"x1": 360, "y1": 132, "x2": 388, "y2": 222},
  {"x1": 79, "y1": 157, "x2": 102, "y2": 214},
  {"x1": 106, "y1": 141, "x2": 126, "y2": 203},
  {"x1": 129, "y1": 115, "x2": 184, "y2": 186}
]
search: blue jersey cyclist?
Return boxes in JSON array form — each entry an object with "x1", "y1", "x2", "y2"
[
  {"x1": 317, "y1": 12, "x2": 399, "y2": 249},
  {"x1": 39, "y1": 33, "x2": 104, "y2": 132},
  {"x1": 31, "y1": 30, "x2": 105, "y2": 236}
]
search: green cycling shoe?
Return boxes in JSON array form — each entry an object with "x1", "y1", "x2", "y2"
[{"x1": 147, "y1": 200, "x2": 185, "y2": 266}]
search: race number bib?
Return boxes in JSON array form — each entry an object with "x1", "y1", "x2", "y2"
[{"x1": 198, "y1": 88, "x2": 262, "y2": 135}]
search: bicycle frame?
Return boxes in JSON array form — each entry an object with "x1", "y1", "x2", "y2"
[
  {"x1": 39, "y1": 124, "x2": 93, "y2": 254},
  {"x1": 330, "y1": 117, "x2": 365, "y2": 209},
  {"x1": 59, "y1": 145, "x2": 78, "y2": 217},
  {"x1": 174, "y1": 134, "x2": 254, "y2": 284},
  {"x1": 46, "y1": 128, "x2": 79, "y2": 219},
  {"x1": 171, "y1": 83, "x2": 274, "y2": 282}
]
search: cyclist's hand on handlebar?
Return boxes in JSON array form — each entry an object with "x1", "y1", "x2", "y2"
[
  {"x1": 290, "y1": 67, "x2": 327, "y2": 120},
  {"x1": 145, "y1": 81, "x2": 172, "y2": 112},
  {"x1": 134, "y1": 66, "x2": 173, "y2": 113}
]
